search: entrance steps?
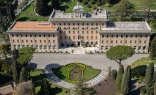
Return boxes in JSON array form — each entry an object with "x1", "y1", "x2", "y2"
[{"x1": 72, "y1": 47, "x2": 85, "y2": 54}]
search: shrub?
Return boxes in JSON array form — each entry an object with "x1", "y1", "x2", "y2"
[
  {"x1": 82, "y1": 0, "x2": 88, "y2": 5},
  {"x1": 116, "y1": 74, "x2": 122, "y2": 90},
  {"x1": 87, "y1": 3, "x2": 91, "y2": 8},
  {"x1": 140, "y1": 86, "x2": 146, "y2": 95},
  {"x1": 90, "y1": 0, "x2": 96, "y2": 4},
  {"x1": 105, "y1": 3, "x2": 110, "y2": 7},
  {"x1": 111, "y1": 70, "x2": 117, "y2": 80},
  {"x1": 131, "y1": 65, "x2": 147, "y2": 78}
]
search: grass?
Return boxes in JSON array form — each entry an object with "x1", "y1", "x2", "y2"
[
  {"x1": 52, "y1": 63, "x2": 100, "y2": 83},
  {"x1": 59, "y1": 0, "x2": 92, "y2": 13},
  {"x1": 30, "y1": 69, "x2": 69, "y2": 95},
  {"x1": 131, "y1": 57, "x2": 156, "y2": 68},
  {"x1": 16, "y1": 1, "x2": 52, "y2": 21}
]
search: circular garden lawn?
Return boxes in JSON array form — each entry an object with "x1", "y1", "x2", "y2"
[{"x1": 52, "y1": 63, "x2": 101, "y2": 83}]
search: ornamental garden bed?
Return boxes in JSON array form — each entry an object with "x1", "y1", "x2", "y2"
[{"x1": 52, "y1": 63, "x2": 100, "y2": 83}]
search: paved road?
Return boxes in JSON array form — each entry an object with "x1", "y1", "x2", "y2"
[{"x1": 30, "y1": 53, "x2": 149, "y2": 70}]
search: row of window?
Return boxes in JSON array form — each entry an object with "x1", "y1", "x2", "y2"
[
  {"x1": 102, "y1": 35, "x2": 148, "y2": 38},
  {"x1": 101, "y1": 40, "x2": 146, "y2": 44},
  {"x1": 13, "y1": 40, "x2": 56, "y2": 43},
  {"x1": 60, "y1": 31, "x2": 98, "y2": 34},
  {"x1": 60, "y1": 36, "x2": 98, "y2": 40},
  {"x1": 61, "y1": 27, "x2": 98, "y2": 30},
  {"x1": 55, "y1": 23, "x2": 105, "y2": 26},
  {"x1": 12, "y1": 34, "x2": 56, "y2": 37},
  {"x1": 14, "y1": 45, "x2": 56, "y2": 49},
  {"x1": 101, "y1": 46, "x2": 146, "y2": 51}
]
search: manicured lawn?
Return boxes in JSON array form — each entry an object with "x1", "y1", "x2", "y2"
[
  {"x1": 52, "y1": 63, "x2": 100, "y2": 83},
  {"x1": 30, "y1": 69, "x2": 69, "y2": 95},
  {"x1": 131, "y1": 57, "x2": 156, "y2": 68},
  {"x1": 16, "y1": 1, "x2": 52, "y2": 21},
  {"x1": 59, "y1": 0, "x2": 92, "y2": 13}
]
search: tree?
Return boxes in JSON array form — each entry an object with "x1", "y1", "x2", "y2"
[
  {"x1": 116, "y1": 65, "x2": 124, "y2": 90},
  {"x1": 6, "y1": 1, "x2": 15, "y2": 22},
  {"x1": 82, "y1": 0, "x2": 88, "y2": 5},
  {"x1": 12, "y1": 61, "x2": 19, "y2": 85},
  {"x1": 0, "y1": 43, "x2": 11, "y2": 59},
  {"x1": 111, "y1": 69, "x2": 117, "y2": 80},
  {"x1": 17, "y1": 47, "x2": 35, "y2": 65},
  {"x1": 121, "y1": 66, "x2": 131, "y2": 95},
  {"x1": 39, "y1": 79, "x2": 51, "y2": 95},
  {"x1": 106, "y1": 45, "x2": 134, "y2": 65},
  {"x1": 51, "y1": 0, "x2": 60, "y2": 9},
  {"x1": 154, "y1": 82, "x2": 156, "y2": 95},
  {"x1": 19, "y1": 67, "x2": 28, "y2": 83},
  {"x1": 96, "y1": 0, "x2": 101, "y2": 6},
  {"x1": 142, "y1": 0, "x2": 156, "y2": 22},
  {"x1": 35, "y1": 0, "x2": 48, "y2": 16},
  {"x1": 15, "y1": 81, "x2": 33, "y2": 95},
  {"x1": 145, "y1": 63, "x2": 154, "y2": 94},
  {"x1": 150, "y1": 37, "x2": 156, "y2": 59},
  {"x1": 12, "y1": 49, "x2": 19, "y2": 60},
  {"x1": 115, "y1": 0, "x2": 135, "y2": 21}
]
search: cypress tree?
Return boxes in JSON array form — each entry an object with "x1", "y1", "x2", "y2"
[
  {"x1": 36, "y1": 0, "x2": 48, "y2": 16},
  {"x1": 116, "y1": 65, "x2": 124, "y2": 90},
  {"x1": 145, "y1": 63, "x2": 154, "y2": 94},
  {"x1": 6, "y1": 2, "x2": 15, "y2": 22},
  {"x1": 19, "y1": 67, "x2": 28, "y2": 83},
  {"x1": 154, "y1": 82, "x2": 156, "y2": 95},
  {"x1": 150, "y1": 37, "x2": 156, "y2": 60},
  {"x1": 39, "y1": 79, "x2": 51, "y2": 95},
  {"x1": 12, "y1": 61, "x2": 18, "y2": 85},
  {"x1": 121, "y1": 66, "x2": 131, "y2": 95}
]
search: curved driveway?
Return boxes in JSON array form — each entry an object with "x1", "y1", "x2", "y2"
[{"x1": 30, "y1": 53, "x2": 149, "y2": 70}]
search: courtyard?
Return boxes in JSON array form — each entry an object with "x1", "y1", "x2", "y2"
[{"x1": 30, "y1": 53, "x2": 149, "y2": 70}]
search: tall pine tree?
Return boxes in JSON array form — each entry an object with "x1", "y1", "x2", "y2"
[
  {"x1": 39, "y1": 79, "x2": 51, "y2": 95},
  {"x1": 150, "y1": 37, "x2": 156, "y2": 60},
  {"x1": 12, "y1": 61, "x2": 18, "y2": 85},
  {"x1": 36, "y1": 0, "x2": 48, "y2": 16},
  {"x1": 6, "y1": 1, "x2": 15, "y2": 22},
  {"x1": 19, "y1": 67, "x2": 28, "y2": 83},
  {"x1": 121, "y1": 66, "x2": 131, "y2": 95},
  {"x1": 116, "y1": 65, "x2": 124, "y2": 90},
  {"x1": 145, "y1": 63, "x2": 154, "y2": 94}
]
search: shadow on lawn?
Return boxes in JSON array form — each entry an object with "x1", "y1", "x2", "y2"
[
  {"x1": 51, "y1": 87, "x2": 63, "y2": 95},
  {"x1": 45, "y1": 63, "x2": 66, "y2": 80},
  {"x1": 16, "y1": 17, "x2": 29, "y2": 21}
]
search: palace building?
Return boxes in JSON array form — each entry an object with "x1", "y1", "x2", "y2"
[{"x1": 8, "y1": 3, "x2": 151, "y2": 53}]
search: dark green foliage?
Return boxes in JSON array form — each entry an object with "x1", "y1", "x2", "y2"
[
  {"x1": 131, "y1": 65, "x2": 147, "y2": 78},
  {"x1": 51, "y1": 0, "x2": 60, "y2": 9},
  {"x1": 90, "y1": 0, "x2": 96, "y2": 4},
  {"x1": 82, "y1": 0, "x2": 88, "y2": 5},
  {"x1": 19, "y1": 67, "x2": 28, "y2": 83},
  {"x1": 96, "y1": 0, "x2": 101, "y2": 6},
  {"x1": 121, "y1": 66, "x2": 131, "y2": 95},
  {"x1": 106, "y1": 45, "x2": 134, "y2": 65},
  {"x1": 115, "y1": 0, "x2": 135, "y2": 21},
  {"x1": 140, "y1": 86, "x2": 146, "y2": 95},
  {"x1": 39, "y1": 79, "x2": 51, "y2": 95},
  {"x1": 116, "y1": 65, "x2": 124, "y2": 90},
  {"x1": 87, "y1": 3, "x2": 91, "y2": 8},
  {"x1": 145, "y1": 63, "x2": 154, "y2": 94},
  {"x1": 150, "y1": 37, "x2": 156, "y2": 60},
  {"x1": 118, "y1": 65, "x2": 124, "y2": 75},
  {"x1": 12, "y1": 61, "x2": 18, "y2": 85},
  {"x1": 36, "y1": 0, "x2": 48, "y2": 16},
  {"x1": 17, "y1": 47, "x2": 35, "y2": 64},
  {"x1": 12, "y1": 49, "x2": 19, "y2": 60},
  {"x1": 111, "y1": 70, "x2": 117, "y2": 80},
  {"x1": 145, "y1": 63, "x2": 154, "y2": 87},
  {"x1": 154, "y1": 82, "x2": 156, "y2": 95},
  {"x1": 6, "y1": 2, "x2": 15, "y2": 22}
]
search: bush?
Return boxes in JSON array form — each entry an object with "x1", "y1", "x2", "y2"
[
  {"x1": 131, "y1": 65, "x2": 147, "y2": 78},
  {"x1": 140, "y1": 86, "x2": 146, "y2": 95},
  {"x1": 90, "y1": 0, "x2": 96, "y2": 4},
  {"x1": 87, "y1": 3, "x2": 91, "y2": 8},
  {"x1": 111, "y1": 70, "x2": 117, "y2": 80},
  {"x1": 82, "y1": 0, "x2": 88, "y2": 5},
  {"x1": 105, "y1": 3, "x2": 110, "y2": 7}
]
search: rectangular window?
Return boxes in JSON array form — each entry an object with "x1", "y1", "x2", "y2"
[
  {"x1": 91, "y1": 36, "x2": 93, "y2": 39},
  {"x1": 102, "y1": 40, "x2": 103, "y2": 43},
  {"x1": 53, "y1": 40, "x2": 55, "y2": 43},
  {"x1": 49, "y1": 40, "x2": 50, "y2": 43},
  {"x1": 73, "y1": 36, "x2": 75, "y2": 39}
]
